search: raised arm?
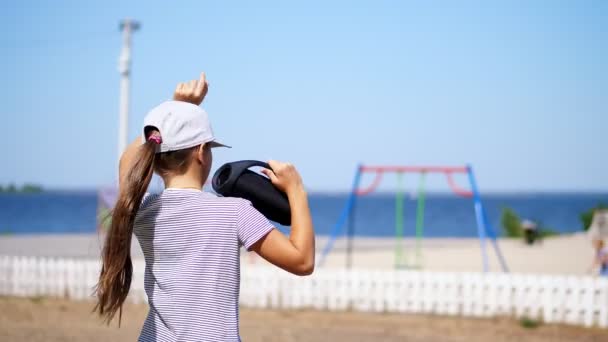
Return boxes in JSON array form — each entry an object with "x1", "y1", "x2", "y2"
[
  {"x1": 250, "y1": 161, "x2": 315, "y2": 276},
  {"x1": 118, "y1": 72, "x2": 209, "y2": 189},
  {"x1": 118, "y1": 138, "x2": 143, "y2": 188}
]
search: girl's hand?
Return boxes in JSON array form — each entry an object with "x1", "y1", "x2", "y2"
[
  {"x1": 261, "y1": 160, "x2": 304, "y2": 195},
  {"x1": 173, "y1": 72, "x2": 208, "y2": 105},
  {"x1": 253, "y1": 160, "x2": 314, "y2": 276}
]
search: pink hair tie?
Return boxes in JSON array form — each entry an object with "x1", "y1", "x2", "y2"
[{"x1": 148, "y1": 135, "x2": 162, "y2": 144}]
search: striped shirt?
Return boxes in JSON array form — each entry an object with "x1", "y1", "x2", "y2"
[{"x1": 133, "y1": 188, "x2": 275, "y2": 342}]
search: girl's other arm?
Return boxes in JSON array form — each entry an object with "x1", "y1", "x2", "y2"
[
  {"x1": 250, "y1": 161, "x2": 315, "y2": 276},
  {"x1": 118, "y1": 137, "x2": 143, "y2": 188}
]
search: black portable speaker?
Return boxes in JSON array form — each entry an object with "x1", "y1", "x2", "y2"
[{"x1": 212, "y1": 160, "x2": 291, "y2": 226}]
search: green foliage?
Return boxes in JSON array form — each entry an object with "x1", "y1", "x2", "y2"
[
  {"x1": 97, "y1": 207, "x2": 113, "y2": 232},
  {"x1": 0, "y1": 183, "x2": 43, "y2": 193},
  {"x1": 501, "y1": 207, "x2": 559, "y2": 240},
  {"x1": 533, "y1": 219, "x2": 559, "y2": 238},
  {"x1": 537, "y1": 227, "x2": 559, "y2": 238},
  {"x1": 519, "y1": 316, "x2": 541, "y2": 329},
  {"x1": 21, "y1": 184, "x2": 43, "y2": 193},
  {"x1": 580, "y1": 203, "x2": 608, "y2": 231},
  {"x1": 501, "y1": 207, "x2": 523, "y2": 238}
]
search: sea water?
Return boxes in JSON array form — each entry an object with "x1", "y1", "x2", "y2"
[{"x1": 0, "y1": 191, "x2": 605, "y2": 237}]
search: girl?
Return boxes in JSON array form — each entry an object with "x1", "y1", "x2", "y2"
[{"x1": 95, "y1": 73, "x2": 315, "y2": 341}]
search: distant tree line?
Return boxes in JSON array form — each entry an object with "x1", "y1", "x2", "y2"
[{"x1": 0, "y1": 183, "x2": 44, "y2": 193}]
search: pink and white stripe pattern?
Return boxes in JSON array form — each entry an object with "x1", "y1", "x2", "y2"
[{"x1": 134, "y1": 189, "x2": 274, "y2": 342}]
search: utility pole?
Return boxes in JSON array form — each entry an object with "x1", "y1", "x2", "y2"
[{"x1": 117, "y1": 19, "x2": 140, "y2": 162}]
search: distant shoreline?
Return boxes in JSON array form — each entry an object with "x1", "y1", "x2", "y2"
[{"x1": 0, "y1": 184, "x2": 44, "y2": 194}]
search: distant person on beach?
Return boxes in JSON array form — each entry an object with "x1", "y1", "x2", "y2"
[
  {"x1": 589, "y1": 239, "x2": 608, "y2": 277},
  {"x1": 95, "y1": 72, "x2": 315, "y2": 341},
  {"x1": 521, "y1": 219, "x2": 538, "y2": 245}
]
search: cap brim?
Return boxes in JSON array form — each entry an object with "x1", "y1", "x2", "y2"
[{"x1": 208, "y1": 140, "x2": 231, "y2": 148}]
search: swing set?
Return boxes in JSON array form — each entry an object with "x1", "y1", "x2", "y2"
[{"x1": 317, "y1": 164, "x2": 509, "y2": 273}]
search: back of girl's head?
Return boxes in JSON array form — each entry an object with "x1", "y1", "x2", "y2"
[{"x1": 154, "y1": 145, "x2": 198, "y2": 177}]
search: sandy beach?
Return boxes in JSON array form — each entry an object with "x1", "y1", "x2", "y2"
[
  {"x1": 315, "y1": 233, "x2": 597, "y2": 274},
  {"x1": 0, "y1": 233, "x2": 596, "y2": 275},
  {"x1": 1, "y1": 296, "x2": 607, "y2": 342}
]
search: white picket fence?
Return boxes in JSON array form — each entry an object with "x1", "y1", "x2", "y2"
[{"x1": 0, "y1": 255, "x2": 607, "y2": 328}]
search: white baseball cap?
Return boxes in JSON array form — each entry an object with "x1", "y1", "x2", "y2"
[{"x1": 142, "y1": 100, "x2": 230, "y2": 153}]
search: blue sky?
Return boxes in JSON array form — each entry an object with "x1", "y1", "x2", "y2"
[{"x1": 2, "y1": 0, "x2": 607, "y2": 192}]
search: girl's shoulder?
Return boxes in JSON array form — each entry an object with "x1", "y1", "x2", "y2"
[{"x1": 195, "y1": 192, "x2": 257, "y2": 216}]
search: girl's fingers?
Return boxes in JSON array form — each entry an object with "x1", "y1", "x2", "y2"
[
  {"x1": 261, "y1": 168, "x2": 272, "y2": 178},
  {"x1": 261, "y1": 168, "x2": 278, "y2": 183},
  {"x1": 196, "y1": 72, "x2": 207, "y2": 94}
]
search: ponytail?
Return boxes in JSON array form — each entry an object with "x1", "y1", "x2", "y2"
[{"x1": 95, "y1": 139, "x2": 157, "y2": 324}]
